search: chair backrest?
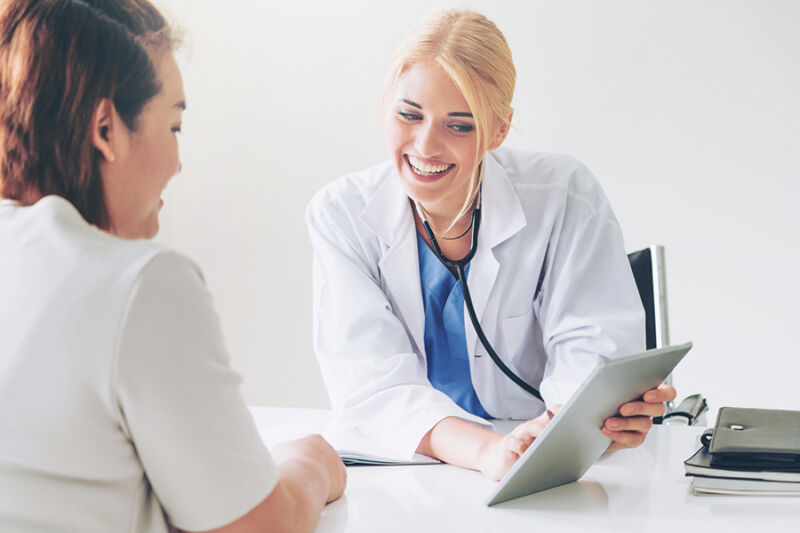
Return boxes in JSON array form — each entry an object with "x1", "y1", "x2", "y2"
[
  {"x1": 628, "y1": 246, "x2": 711, "y2": 422},
  {"x1": 627, "y1": 245, "x2": 670, "y2": 350},
  {"x1": 628, "y1": 245, "x2": 674, "y2": 410}
]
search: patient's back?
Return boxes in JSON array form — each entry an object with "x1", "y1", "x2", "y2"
[{"x1": 0, "y1": 196, "x2": 279, "y2": 532}]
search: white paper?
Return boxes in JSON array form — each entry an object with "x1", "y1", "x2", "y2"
[
  {"x1": 256, "y1": 420, "x2": 439, "y2": 465},
  {"x1": 322, "y1": 422, "x2": 440, "y2": 465}
]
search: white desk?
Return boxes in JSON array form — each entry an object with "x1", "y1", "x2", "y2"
[{"x1": 249, "y1": 407, "x2": 798, "y2": 533}]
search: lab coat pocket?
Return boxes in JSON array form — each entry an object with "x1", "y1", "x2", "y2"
[{"x1": 501, "y1": 307, "x2": 536, "y2": 367}]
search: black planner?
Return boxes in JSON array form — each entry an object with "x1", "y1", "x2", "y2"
[{"x1": 708, "y1": 407, "x2": 800, "y2": 471}]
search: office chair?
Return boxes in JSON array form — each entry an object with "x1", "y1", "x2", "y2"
[
  {"x1": 628, "y1": 245, "x2": 710, "y2": 424},
  {"x1": 627, "y1": 246, "x2": 670, "y2": 352},
  {"x1": 628, "y1": 245, "x2": 672, "y2": 413}
]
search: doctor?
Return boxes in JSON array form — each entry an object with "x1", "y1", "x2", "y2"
[{"x1": 306, "y1": 8, "x2": 676, "y2": 481}]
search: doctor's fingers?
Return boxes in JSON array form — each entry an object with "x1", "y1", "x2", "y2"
[
  {"x1": 643, "y1": 384, "x2": 677, "y2": 403},
  {"x1": 619, "y1": 400, "x2": 666, "y2": 418},
  {"x1": 502, "y1": 433, "x2": 530, "y2": 457},
  {"x1": 510, "y1": 420, "x2": 547, "y2": 444},
  {"x1": 604, "y1": 415, "x2": 652, "y2": 434},
  {"x1": 603, "y1": 427, "x2": 648, "y2": 450}
]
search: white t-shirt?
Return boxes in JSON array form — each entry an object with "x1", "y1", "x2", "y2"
[{"x1": 0, "y1": 196, "x2": 278, "y2": 532}]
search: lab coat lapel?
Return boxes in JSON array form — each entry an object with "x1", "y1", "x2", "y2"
[
  {"x1": 465, "y1": 153, "x2": 527, "y2": 357},
  {"x1": 360, "y1": 172, "x2": 426, "y2": 356}
]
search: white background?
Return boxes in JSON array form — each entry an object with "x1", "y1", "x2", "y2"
[{"x1": 153, "y1": 0, "x2": 799, "y2": 418}]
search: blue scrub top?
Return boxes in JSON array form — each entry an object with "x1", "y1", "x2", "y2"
[{"x1": 417, "y1": 233, "x2": 491, "y2": 419}]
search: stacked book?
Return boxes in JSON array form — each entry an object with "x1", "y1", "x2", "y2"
[{"x1": 684, "y1": 407, "x2": 800, "y2": 495}]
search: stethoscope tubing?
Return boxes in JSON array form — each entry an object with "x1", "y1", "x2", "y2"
[{"x1": 417, "y1": 200, "x2": 544, "y2": 403}]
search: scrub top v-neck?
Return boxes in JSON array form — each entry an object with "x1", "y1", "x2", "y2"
[{"x1": 416, "y1": 232, "x2": 491, "y2": 419}]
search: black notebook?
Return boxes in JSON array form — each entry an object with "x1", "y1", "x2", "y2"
[
  {"x1": 684, "y1": 445, "x2": 800, "y2": 482},
  {"x1": 708, "y1": 407, "x2": 800, "y2": 471}
]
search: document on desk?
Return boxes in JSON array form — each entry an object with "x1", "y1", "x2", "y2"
[
  {"x1": 323, "y1": 422, "x2": 440, "y2": 465},
  {"x1": 256, "y1": 421, "x2": 439, "y2": 466}
]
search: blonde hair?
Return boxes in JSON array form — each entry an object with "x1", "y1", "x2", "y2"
[{"x1": 382, "y1": 8, "x2": 516, "y2": 226}]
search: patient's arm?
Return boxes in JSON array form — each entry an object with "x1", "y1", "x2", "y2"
[{"x1": 179, "y1": 435, "x2": 347, "y2": 533}]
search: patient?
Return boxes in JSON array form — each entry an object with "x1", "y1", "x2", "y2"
[{"x1": 0, "y1": 1, "x2": 344, "y2": 531}]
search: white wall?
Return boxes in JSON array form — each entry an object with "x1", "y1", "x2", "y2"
[{"x1": 154, "y1": 0, "x2": 800, "y2": 417}]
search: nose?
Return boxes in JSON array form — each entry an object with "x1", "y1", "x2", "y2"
[{"x1": 414, "y1": 121, "x2": 442, "y2": 158}]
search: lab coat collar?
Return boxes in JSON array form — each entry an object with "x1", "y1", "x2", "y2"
[
  {"x1": 481, "y1": 152, "x2": 527, "y2": 247},
  {"x1": 360, "y1": 166, "x2": 414, "y2": 248},
  {"x1": 461, "y1": 152, "x2": 526, "y2": 359},
  {"x1": 360, "y1": 167, "x2": 426, "y2": 356}
]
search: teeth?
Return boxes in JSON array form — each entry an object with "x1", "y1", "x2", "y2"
[{"x1": 408, "y1": 155, "x2": 452, "y2": 175}]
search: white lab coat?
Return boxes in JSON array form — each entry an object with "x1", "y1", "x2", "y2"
[{"x1": 306, "y1": 148, "x2": 645, "y2": 459}]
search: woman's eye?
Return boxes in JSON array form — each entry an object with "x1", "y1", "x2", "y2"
[
  {"x1": 171, "y1": 126, "x2": 182, "y2": 134},
  {"x1": 449, "y1": 123, "x2": 474, "y2": 133},
  {"x1": 397, "y1": 111, "x2": 422, "y2": 121}
]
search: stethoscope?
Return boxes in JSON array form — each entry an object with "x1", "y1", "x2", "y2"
[{"x1": 412, "y1": 193, "x2": 545, "y2": 402}]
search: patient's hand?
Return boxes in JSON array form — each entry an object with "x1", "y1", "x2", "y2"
[
  {"x1": 602, "y1": 384, "x2": 677, "y2": 451},
  {"x1": 478, "y1": 407, "x2": 560, "y2": 481}
]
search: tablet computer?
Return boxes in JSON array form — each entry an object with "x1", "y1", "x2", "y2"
[{"x1": 485, "y1": 342, "x2": 692, "y2": 506}]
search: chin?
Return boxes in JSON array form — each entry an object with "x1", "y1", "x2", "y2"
[
  {"x1": 139, "y1": 216, "x2": 160, "y2": 240},
  {"x1": 402, "y1": 185, "x2": 440, "y2": 206},
  {"x1": 145, "y1": 222, "x2": 159, "y2": 239},
  {"x1": 398, "y1": 171, "x2": 454, "y2": 207}
]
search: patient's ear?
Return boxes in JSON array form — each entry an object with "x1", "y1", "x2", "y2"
[{"x1": 91, "y1": 98, "x2": 117, "y2": 163}]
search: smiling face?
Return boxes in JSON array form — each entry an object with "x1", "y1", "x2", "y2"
[
  {"x1": 101, "y1": 51, "x2": 185, "y2": 239},
  {"x1": 384, "y1": 63, "x2": 480, "y2": 218}
]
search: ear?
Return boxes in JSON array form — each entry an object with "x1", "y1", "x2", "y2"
[
  {"x1": 487, "y1": 110, "x2": 513, "y2": 150},
  {"x1": 91, "y1": 98, "x2": 118, "y2": 163}
]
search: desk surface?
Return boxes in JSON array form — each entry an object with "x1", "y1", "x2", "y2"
[{"x1": 249, "y1": 407, "x2": 798, "y2": 533}]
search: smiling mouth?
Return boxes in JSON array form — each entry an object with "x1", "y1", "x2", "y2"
[{"x1": 406, "y1": 155, "x2": 455, "y2": 177}]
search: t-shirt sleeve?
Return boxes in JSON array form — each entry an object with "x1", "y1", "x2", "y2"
[{"x1": 113, "y1": 252, "x2": 278, "y2": 532}]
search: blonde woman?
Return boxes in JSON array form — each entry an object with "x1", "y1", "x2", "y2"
[{"x1": 306, "y1": 8, "x2": 676, "y2": 481}]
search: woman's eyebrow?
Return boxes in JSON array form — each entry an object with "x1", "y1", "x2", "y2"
[
  {"x1": 174, "y1": 100, "x2": 186, "y2": 110},
  {"x1": 399, "y1": 99, "x2": 472, "y2": 118}
]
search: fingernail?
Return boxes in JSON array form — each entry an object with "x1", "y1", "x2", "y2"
[{"x1": 607, "y1": 419, "x2": 621, "y2": 429}]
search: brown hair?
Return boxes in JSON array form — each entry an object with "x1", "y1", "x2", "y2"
[{"x1": 0, "y1": 0, "x2": 180, "y2": 228}]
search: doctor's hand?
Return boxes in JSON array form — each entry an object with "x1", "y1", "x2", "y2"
[
  {"x1": 603, "y1": 384, "x2": 677, "y2": 451},
  {"x1": 478, "y1": 407, "x2": 561, "y2": 481}
]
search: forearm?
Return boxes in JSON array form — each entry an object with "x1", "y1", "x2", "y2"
[
  {"x1": 269, "y1": 457, "x2": 331, "y2": 533},
  {"x1": 416, "y1": 416, "x2": 502, "y2": 472},
  {"x1": 188, "y1": 455, "x2": 331, "y2": 533}
]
